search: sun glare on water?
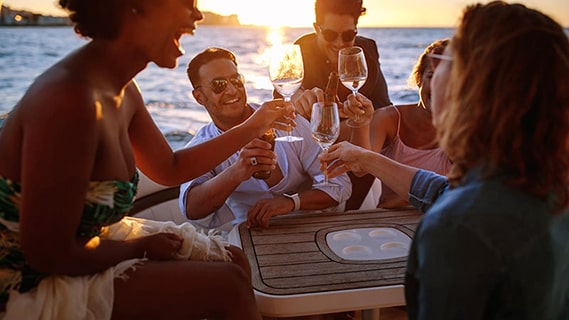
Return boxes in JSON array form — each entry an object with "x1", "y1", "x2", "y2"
[
  {"x1": 257, "y1": 27, "x2": 285, "y2": 80},
  {"x1": 267, "y1": 27, "x2": 285, "y2": 46}
]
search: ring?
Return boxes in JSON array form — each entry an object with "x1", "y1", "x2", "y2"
[{"x1": 250, "y1": 157, "x2": 258, "y2": 166}]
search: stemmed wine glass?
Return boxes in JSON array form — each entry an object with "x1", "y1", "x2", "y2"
[
  {"x1": 310, "y1": 101, "x2": 340, "y2": 187},
  {"x1": 338, "y1": 46, "x2": 368, "y2": 128},
  {"x1": 269, "y1": 44, "x2": 304, "y2": 142}
]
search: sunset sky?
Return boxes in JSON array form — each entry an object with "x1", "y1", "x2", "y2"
[{"x1": 3, "y1": 0, "x2": 569, "y2": 27}]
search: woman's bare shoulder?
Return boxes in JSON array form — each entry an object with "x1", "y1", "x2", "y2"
[
  {"x1": 369, "y1": 105, "x2": 400, "y2": 151},
  {"x1": 16, "y1": 66, "x2": 99, "y2": 136},
  {"x1": 372, "y1": 105, "x2": 399, "y2": 127},
  {"x1": 395, "y1": 103, "x2": 419, "y2": 111}
]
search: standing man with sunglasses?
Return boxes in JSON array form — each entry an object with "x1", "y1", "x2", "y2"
[
  {"x1": 180, "y1": 47, "x2": 351, "y2": 234},
  {"x1": 285, "y1": 0, "x2": 392, "y2": 210},
  {"x1": 287, "y1": 0, "x2": 391, "y2": 115}
]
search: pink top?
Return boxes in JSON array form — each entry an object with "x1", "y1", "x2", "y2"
[{"x1": 380, "y1": 107, "x2": 452, "y2": 205}]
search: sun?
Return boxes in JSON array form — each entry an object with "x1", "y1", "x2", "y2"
[{"x1": 199, "y1": 0, "x2": 314, "y2": 27}]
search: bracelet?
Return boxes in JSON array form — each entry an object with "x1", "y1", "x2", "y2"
[{"x1": 284, "y1": 193, "x2": 300, "y2": 212}]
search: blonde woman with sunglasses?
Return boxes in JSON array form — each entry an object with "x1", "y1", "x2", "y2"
[{"x1": 344, "y1": 39, "x2": 452, "y2": 209}]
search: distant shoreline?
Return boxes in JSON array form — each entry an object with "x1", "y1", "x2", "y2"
[
  {"x1": 0, "y1": 24, "x2": 70, "y2": 27},
  {"x1": 0, "y1": 24, "x2": 457, "y2": 30},
  {"x1": 0, "y1": 5, "x2": 240, "y2": 27}
]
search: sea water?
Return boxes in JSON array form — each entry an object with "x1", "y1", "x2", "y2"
[{"x1": 0, "y1": 26, "x2": 457, "y2": 148}]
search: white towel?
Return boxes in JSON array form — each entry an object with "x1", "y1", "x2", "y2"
[{"x1": 3, "y1": 216, "x2": 231, "y2": 320}]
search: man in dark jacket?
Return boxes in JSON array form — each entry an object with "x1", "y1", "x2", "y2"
[
  {"x1": 282, "y1": 0, "x2": 392, "y2": 210},
  {"x1": 277, "y1": 0, "x2": 391, "y2": 113}
]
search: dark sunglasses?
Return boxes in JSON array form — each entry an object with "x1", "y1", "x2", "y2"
[
  {"x1": 317, "y1": 25, "x2": 357, "y2": 42},
  {"x1": 195, "y1": 73, "x2": 245, "y2": 94}
]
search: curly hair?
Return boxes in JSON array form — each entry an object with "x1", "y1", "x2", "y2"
[
  {"x1": 59, "y1": 0, "x2": 129, "y2": 39},
  {"x1": 408, "y1": 38, "x2": 449, "y2": 88},
  {"x1": 315, "y1": 0, "x2": 366, "y2": 25},
  {"x1": 187, "y1": 47, "x2": 238, "y2": 89},
  {"x1": 439, "y1": 1, "x2": 569, "y2": 212}
]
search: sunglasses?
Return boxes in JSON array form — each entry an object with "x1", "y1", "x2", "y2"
[
  {"x1": 195, "y1": 73, "x2": 245, "y2": 94},
  {"x1": 427, "y1": 53, "x2": 453, "y2": 62},
  {"x1": 427, "y1": 53, "x2": 453, "y2": 69},
  {"x1": 317, "y1": 25, "x2": 358, "y2": 43}
]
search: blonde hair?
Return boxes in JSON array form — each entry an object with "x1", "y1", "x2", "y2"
[
  {"x1": 439, "y1": 1, "x2": 569, "y2": 212},
  {"x1": 408, "y1": 38, "x2": 449, "y2": 88}
]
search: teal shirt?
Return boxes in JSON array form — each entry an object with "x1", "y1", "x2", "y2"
[{"x1": 406, "y1": 169, "x2": 569, "y2": 320}]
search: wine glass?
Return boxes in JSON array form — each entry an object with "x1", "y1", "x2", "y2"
[
  {"x1": 310, "y1": 101, "x2": 340, "y2": 187},
  {"x1": 269, "y1": 44, "x2": 304, "y2": 142},
  {"x1": 338, "y1": 46, "x2": 369, "y2": 128}
]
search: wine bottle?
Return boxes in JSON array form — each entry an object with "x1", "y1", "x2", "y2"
[
  {"x1": 324, "y1": 71, "x2": 340, "y2": 107},
  {"x1": 319, "y1": 72, "x2": 340, "y2": 128},
  {"x1": 252, "y1": 128, "x2": 276, "y2": 180}
]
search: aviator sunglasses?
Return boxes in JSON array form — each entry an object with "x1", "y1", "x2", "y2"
[
  {"x1": 195, "y1": 73, "x2": 245, "y2": 94},
  {"x1": 317, "y1": 25, "x2": 358, "y2": 42}
]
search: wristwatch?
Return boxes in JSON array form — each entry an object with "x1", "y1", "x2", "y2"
[{"x1": 284, "y1": 193, "x2": 300, "y2": 212}]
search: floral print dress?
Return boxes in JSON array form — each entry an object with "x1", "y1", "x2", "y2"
[{"x1": 0, "y1": 173, "x2": 138, "y2": 303}]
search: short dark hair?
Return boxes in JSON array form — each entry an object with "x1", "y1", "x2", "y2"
[
  {"x1": 59, "y1": 0, "x2": 127, "y2": 39},
  {"x1": 187, "y1": 47, "x2": 238, "y2": 88},
  {"x1": 315, "y1": 0, "x2": 367, "y2": 25}
]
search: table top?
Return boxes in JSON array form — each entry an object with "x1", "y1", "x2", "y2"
[{"x1": 236, "y1": 207, "x2": 423, "y2": 316}]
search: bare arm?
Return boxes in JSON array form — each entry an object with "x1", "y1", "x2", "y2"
[
  {"x1": 296, "y1": 89, "x2": 379, "y2": 144},
  {"x1": 184, "y1": 169, "x2": 243, "y2": 220},
  {"x1": 321, "y1": 141, "x2": 419, "y2": 202},
  {"x1": 19, "y1": 84, "x2": 180, "y2": 276},
  {"x1": 246, "y1": 190, "x2": 337, "y2": 228},
  {"x1": 343, "y1": 93, "x2": 374, "y2": 148},
  {"x1": 362, "y1": 151, "x2": 419, "y2": 199},
  {"x1": 295, "y1": 190, "x2": 338, "y2": 211},
  {"x1": 292, "y1": 87, "x2": 322, "y2": 120},
  {"x1": 184, "y1": 139, "x2": 276, "y2": 219},
  {"x1": 128, "y1": 82, "x2": 294, "y2": 186}
]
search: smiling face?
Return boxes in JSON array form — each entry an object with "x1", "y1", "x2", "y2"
[
  {"x1": 314, "y1": 13, "x2": 357, "y2": 67},
  {"x1": 134, "y1": 0, "x2": 203, "y2": 69},
  {"x1": 411, "y1": 39, "x2": 449, "y2": 113},
  {"x1": 192, "y1": 58, "x2": 252, "y2": 131}
]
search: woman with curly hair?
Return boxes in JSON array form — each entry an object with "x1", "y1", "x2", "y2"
[
  {"x1": 322, "y1": 1, "x2": 569, "y2": 318},
  {"x1": 0, "y1": 0, "x2": 294, "y2": 318}
]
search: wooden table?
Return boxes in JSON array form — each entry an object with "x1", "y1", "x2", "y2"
[{"x1": 230, "y1": 208, "x2": 423, "y2": 319}]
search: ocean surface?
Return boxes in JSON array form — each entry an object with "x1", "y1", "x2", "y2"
[{"x1": 0, "y1": 26, "x2": 468, "y2": 148}]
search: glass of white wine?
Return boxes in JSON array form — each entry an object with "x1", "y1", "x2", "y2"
[
  {"x1": 338, "y1": 46, "x2": 369, "y2": 128},
  {"x1": 269, "y1": 44, "x2": 304, "y2": 142},
  {"x1": 310, "y1": 101, "x2": 340, "y2": 187}
]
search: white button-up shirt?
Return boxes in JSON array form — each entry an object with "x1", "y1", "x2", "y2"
[{"x1": 179, "y1": 103, "x2": 351, "y2": 232}]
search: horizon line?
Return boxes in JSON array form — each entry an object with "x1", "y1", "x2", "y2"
[{"x1": 2, "y1": 5, "x2": 568, "y2": 29}]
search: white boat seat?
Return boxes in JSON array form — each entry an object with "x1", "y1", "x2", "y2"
[{"x1": 130, "y1": 170, "x2": 187, "y2": 225}]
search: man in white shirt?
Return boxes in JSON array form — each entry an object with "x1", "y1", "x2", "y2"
[{"x1": 179, "y1": 47, "x2": 351, "y2": 233}]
